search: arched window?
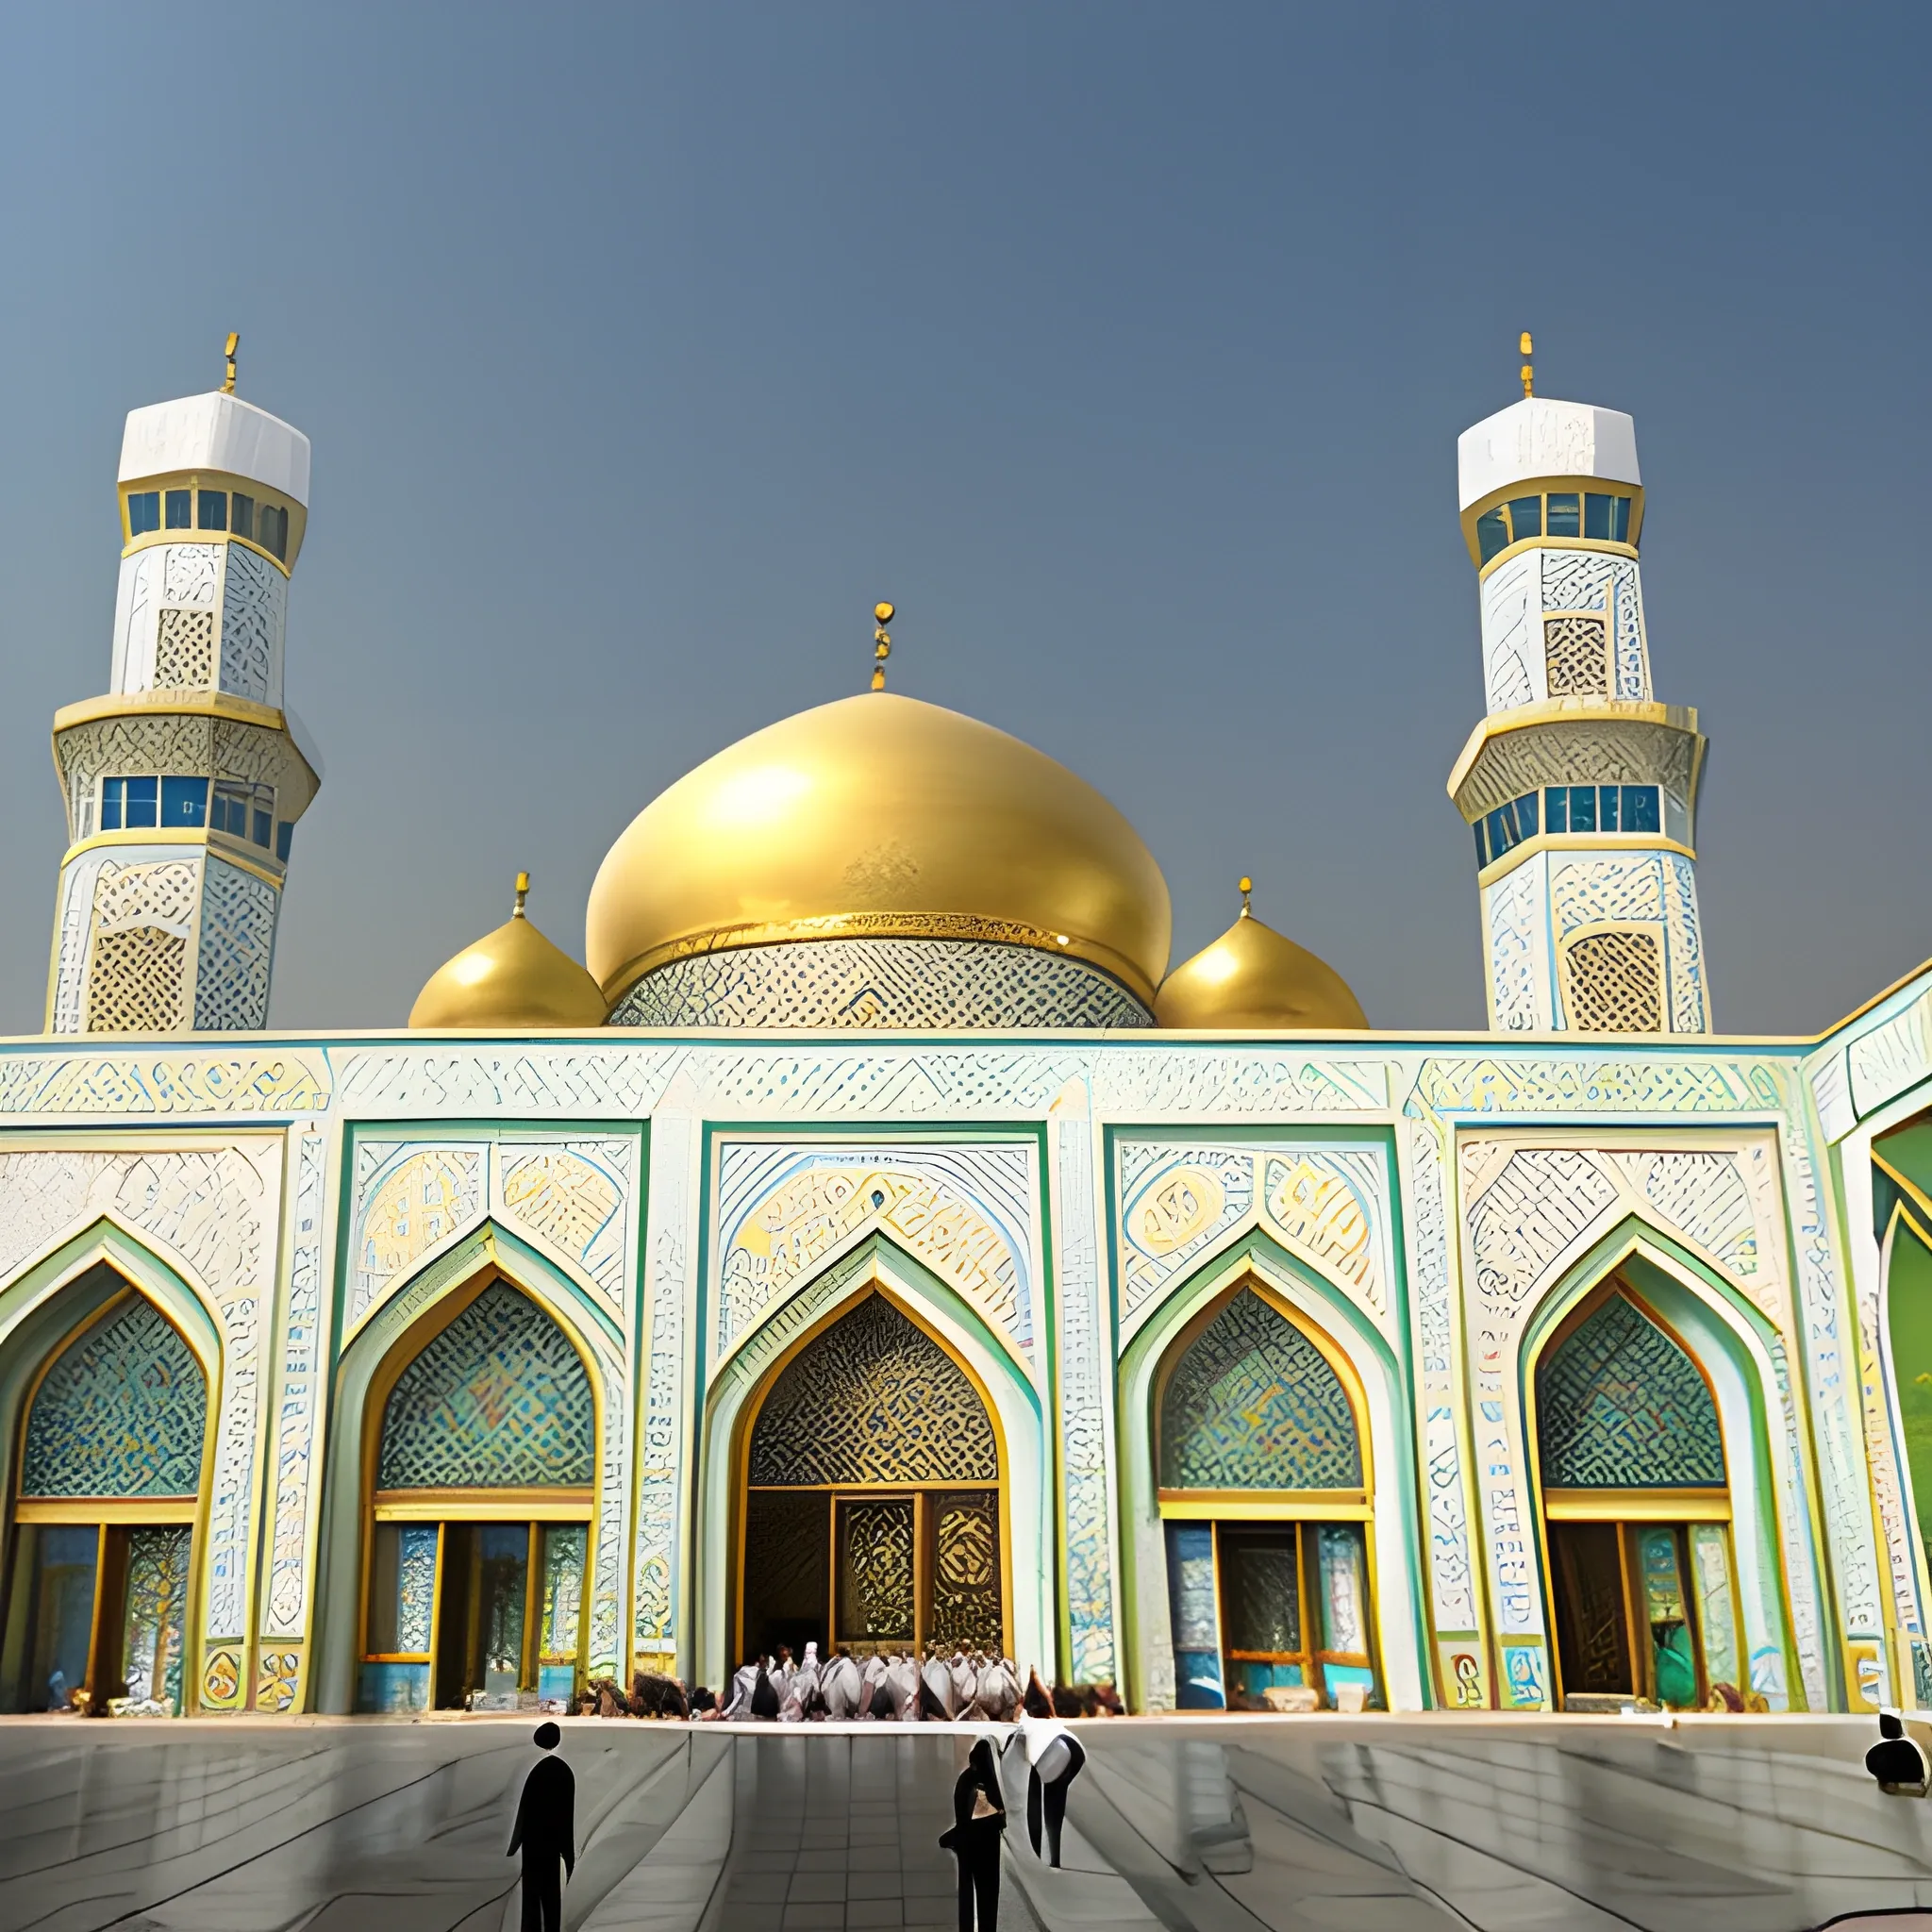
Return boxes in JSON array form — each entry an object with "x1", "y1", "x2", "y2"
[
  {"x1": 740, "y1": 1291, "x2": 1004, "y2": 1667},
  {"x1": 3, "y1": 1291, "x2": 206, "y2": 1715},
  {"x1": 1156, "y1": 1287, "x2": 1375, "y2": 1712},
  {"x1": 1535, "y1": 1285, "x2": 1740, "y2": 1711},
  {"x1": 358, "y1": 1279, "x2": 594, "y2": 1715}
]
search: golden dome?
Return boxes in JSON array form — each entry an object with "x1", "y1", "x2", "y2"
[
  {"x1": 410, "y1": 876, "x2": 608, "y2": 1028},
  {"x1": 1155, "y1": 882, "x2": 1367, "y2": 1030},
  {"x1": 586, "y1": 691, "x2": 1172, "y2": 1008}
]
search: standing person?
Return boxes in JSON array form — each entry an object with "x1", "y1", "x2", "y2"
[
  {"x1": 507, "y1": 1722, "x2": 575, "y2": 1932},
  {"x1": 939, "y1": 1735, "x2": 1005, "y2": 1930}
]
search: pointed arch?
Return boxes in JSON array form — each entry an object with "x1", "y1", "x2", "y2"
[
  {"x1": 697, "y1": 1230, "x2": 1044, "y2": 1692},
  {"x1": 1114, "y1": 1226, "x2": 1424, "y2": 1716}
]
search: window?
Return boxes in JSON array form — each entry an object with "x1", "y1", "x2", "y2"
[
  {"x1": 1478, "y1": 489, "x2": 1638, "y2": 565},
  {"x1": 196, "y1": 491, "x2": 226, "y2": 532},
  {"x1": 258, "y1": 503, "x2": 289, "y2": 560},
  {"x1": 159, "y1": 777, "x2": 208, "y2": 828},
  {"x1": 1476, "y1": 785, "x2": 1666, "y2": 866},
  {"x1": 230, "y1": 493, "x2": 254, "y2": 541},
  {"x1": 1507, "y1": 495, "x2": 1542, "y2": 542},
  {"x1": 1624, "y1": 785, "x2": 1659, "y2": 833},
  {"x1": 127, "y1": 491, "x2": 160, "y2": 538},
  {"x1": 212, "y1": 781, "x2": 275, "y2": 847},
  {"x1": 1546, "y1": 492, "x2": 1580, "y2": 538},
  {"x1": 1568, "y1": 784, "x2": 1597, "y2": 832},
  {"x1": 1476, "y1": 508, "x2": 1509, "y2": 563},
  {"x1": 100, "y1": 776, "x2": 158, "y2": 830},
  {"x1": 275, "y1": 822, "x2": 293, "y2": 862},
  {"x1": 164, "y1": 490, "x2": 192, "y2": 530},
  {"x1": 121, "y1": 483, "x2": 291, "y2": 564}
]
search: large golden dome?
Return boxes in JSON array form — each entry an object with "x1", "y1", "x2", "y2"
[
  {"x1": 586, "y1": 691, "x2": 1172, "y2": 1011},
  {"x1": 1155, "y1": 884, "x2": 1367, "y2": 1030}
]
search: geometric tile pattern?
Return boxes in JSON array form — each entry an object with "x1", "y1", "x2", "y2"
[
  {"x1": 218, "y1": 542, "x2": 282, "y2": 705},
  {"x1": 376, "y1": 1280, "x2": 595, "y2": 1489},
  {"x1": 1543, "y1": 615, "x2": 1608, "y2": 697},
  {"x1": 1536, "y1": 1291, "x2": 1725, "y2": 1489},
  {"x1": 747, "y1": 1293, "x2": 997, "y2": 1487},
  {"x1": 1562, "y1": 926, "x2": 1665, "y2": 1033},
  {"x1": 21, "y1": 1296, "x2": 207, "y2": 1498},
  {"x1": 194, "y1": 858, "x2": 278, "y2": 1031},
  {"x1": 154, "y1": 607, "x2": 216, "y2": 688},
  {"x1": 1158, "y1": 1289, "x2": 1361, "y2": 1491}
]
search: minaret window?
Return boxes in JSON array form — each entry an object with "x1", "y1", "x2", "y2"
[
  {"x1": 195, "y1": 491, "x2": 226, "y2": 531},
  {"x1": 1474, "y1": 785, "x2": 1663, "y2": 865},
  {"x1": 100, "y1": 777, "x2": 158, "y2": 829},
  {"x1": 164, "y1": 490, "x2": 192, "y2": 529},
  {"x1": 126, "y1": 491, "x2": 159, "y2": 537},
  {"x1": 211, "y1": 781, "x2": 275, "y2": 847},
  {"x1": 1475, "y1": 489, "x2": 1636, "y2": 562},
  {"x1": 230, "y1": 493, "x2": 254, "y2": 541},
  {"x1": 1546, "y1": 492, "x2": 1581, "y2": 537}
]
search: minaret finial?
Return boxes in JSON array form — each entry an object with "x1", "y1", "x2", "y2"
[
  {"x1": 223, "y1": 332, "x2": 240, "y2": 395},
  {"x1": 1238, "y1": 874, "x2": 1253, "y2": 918},
  {"x1": 1519, "y1": 330, "x2": 1534, "y2": 399},
  {"x1": 871, "y1": 601, "x2": 895, "y2": 691},
  {"x1": 513, "y1": 871, "x2": 530, "y2": 919}
]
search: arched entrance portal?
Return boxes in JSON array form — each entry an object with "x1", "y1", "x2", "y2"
[
  {"x1": 1, "y1": 1283, "x2": 206, "y2": 1715},
  {"x1": 1535, "y1": 1281, "x2": 1742, "y2": 1710},
  {"x1": 357, "y1": 1276, "x2": 595, "y2": 1714},
  {"x1": 738, "y1": 1291, "x2": 1007, "y2": 1666},
  {"x1": 1156, "y1": 1283, "x2": 1378, "y2": 1710}
]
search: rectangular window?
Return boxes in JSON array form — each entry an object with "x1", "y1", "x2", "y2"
[
  {"x1": 260, "y1": 504, "x2": 289, "y2": 560},
  {"x1": 164, "y1": 490, "x2": 192, "y2": 529},
  {"x1": 230, "y1": 492, "x2": 255, "y2": 541},
  {"x1": 100, "y1": 778, "x2": 123, "y2": 830},
  {"x1": 159, "y1": 776, "x2": 208, "y2": 827},
  {"x1": 275, "y1": 821, "x2": 293, "y2": 862},
  {"x1": 1568, "y1": 784, "x2": 1597, "y2": 832},
  {"x1": 211, "y1": 784, "x2": 251, "y2": 837},
  {"x1": 1545, "y1": 786, "x2": 1569, "y2": 834},
  {"x1": 1599, "y1": 784, "x2": 1621, "y2": 832},
  {"x1": 1584, "y1": 492, "x2": 1614, "y2": 541},
  {"x1": 1546, "y1": 492, "x2": 1580, "y2": 538},
  {"x1": 1476, "y1": 508, "x2": 1508, "y2": 563},
  {"x1": 1507, "y1": 495, "x2": 1542, "y2": 542},
  {"x1": 1514, "y1": 791, "x2": 1540, "y2": 840},
  {"x1": 1612, "y1": 496, "x2": 1632, "y2": 542},
  {"x1": 123, "y1": 775, "x2": 158, "y2": 828},
  {"x1": 197, "y1": 490, "x2": 226, "y2": 531},
  {"x1": 1624, "y1": 785, "x2": 1660, "y2": 834},
  {"x1": 252, "y1": 806, "x2": 273, "y2": 848},
  {"x1": 127, "y1": 491, "x2": 160, "y2": 538},
  {"x1": 1486, "y1": 805, "x2": 1512, "y2": 858}
]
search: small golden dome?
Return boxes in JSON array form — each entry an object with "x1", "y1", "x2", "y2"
[
  {"x1": 410, "y1": 875, "x2": 607, "y2": 1028},
  {"x1": 1155, "y1": 881, "x2": 1367, "y2": 1030},
  {"x1": 586, "y1": 691, "x2": 1173, "y2": 1008}
]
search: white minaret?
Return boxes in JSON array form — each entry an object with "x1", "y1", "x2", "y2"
[
  {"x1": 46, "y1": 346, "x2": 321, "y2": 1034},
  {"x1": 1447, "y1": 350, "x2": 1710, "y2": 1034}
]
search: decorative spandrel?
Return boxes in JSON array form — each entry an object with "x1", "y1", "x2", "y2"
[
  {"x1": 748, "y1": 1294, "x2": 997, "y2": 1487},
  {"x1": 22, "y1": 1296, "x2": 207, "y2": 1499},
  {"x1": 1536, "y1": 1291, "x2": 1724, "y2": 1489},
  {"x1": 377, "y1": 1279, "x2": 594, "y2": 1489},
  {"x1": 1159, "y1": 1289, "x2": 1361, "y2": 1491}
]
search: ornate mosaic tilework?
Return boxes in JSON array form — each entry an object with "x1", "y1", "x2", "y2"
[
  {"x1": 748, "y1": 1293, "x2": 997, "y2": 1486},
  {"x1": 154, "y1": 606, "x2": 216, "y2": 688},
  {"x1": 1456, "y1": 717, "x2": 1698, "y2": 820},
  {"x1": 1562, "y1": 927, "x2": 1665, "y2": 1033},
  {"x1": 194, "y1": 859, "x2": 278, "y2": 1032},
  {"x1": 717, "y1": 1141, "x2": 1035, "y2": 1361},
  {"x1": 85, "y1": 858, "x2": 201, "y2": 1035},
  {"x1": 21, "y1": 1297, "x2": 207, "y2": 1497},
  {"x1": 163, "y1": 544, "x2": 220, "y2": 606},
  {"x1": 1847, "y1": 988, "x2": 1932, "y2": 1121},
  {"x1": 1159, "y1": 1290, "x2": 1361, "y2": 1491},
  {"x1": 218, "y1": 541, "x2": 283, "y2": 705},
  {"x1": 351, "y1": 1146, "x2": 485, "y2": 1325},
  {"x1": 1536, "y1": 1293, "x2": 1725, "y2": 1488},
  {"x1": 498, "y1": 1141, "x2": 631, "y2": 1310},
  {"x1": 0, "y1": 1051, "x2": 329, "y2": 1116},
  {"x1": 266, "y1": 1128, "x2": 326, "y2": 1638},
  {"x1": 1116, "y1": 1141, "x2": 1391, "y2": 1336},
  {"x1": 1485, "y1": 862, "x2": 1545, "y2": 1032},
  {"x1": 634, "y1": 1113, "x2": 691, "y2": 1653},
  {"x1": 376, "y1": 1280, "x2": 594, "y2": 1489},
  {"x1": 609, "y1": 937, "x2": 1154, "y2": 1030},
  {"x1": 1479, "y1": 552, "x2": 1538, "y2": 712}
]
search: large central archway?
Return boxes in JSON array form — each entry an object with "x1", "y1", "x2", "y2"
[{"x1": 735, "y1": 1290, "x2": 1008, "y2": 1667}]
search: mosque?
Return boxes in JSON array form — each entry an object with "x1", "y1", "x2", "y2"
[{"x1": 3, "y1": 339, "x2": 1931, "y2": 1735}]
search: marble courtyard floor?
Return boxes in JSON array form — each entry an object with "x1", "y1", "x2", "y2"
[{"x1": 3, "y1": 1713, "x2": 1931, "y2": 1930}]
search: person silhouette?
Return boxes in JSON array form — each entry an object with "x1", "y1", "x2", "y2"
[
  {"x1": 507, "y1": 1721, "x2": 575, "y2": 1931},
  {"x1": 939, "y1": 1735, "x2": 1006, "y2": 1929},
  {"x1": 1867, "y1": 1709, "x2": 1930, "y2": 1792}
]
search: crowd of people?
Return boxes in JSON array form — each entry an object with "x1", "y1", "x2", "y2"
[{"x1": 569, "y1": 1645, "x2": 1126, "y2": 1723}]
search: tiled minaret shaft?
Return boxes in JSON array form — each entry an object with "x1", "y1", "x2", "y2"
[
  {"x1": 1449, "y1": 393, "x2": 1710, "y2": 1034},
  {"x1": 46, "y1": 384, "x2": 321, "y2": 1033}
]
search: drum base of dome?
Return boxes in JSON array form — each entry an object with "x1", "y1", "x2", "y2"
[{"x1": 606, "y1": 937, "x2": 1155, "y2": 1029}]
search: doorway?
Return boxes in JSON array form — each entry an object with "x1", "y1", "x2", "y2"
[{"x1": 1548, "y1": 1518, "x2": 1729, "y2": 1707}]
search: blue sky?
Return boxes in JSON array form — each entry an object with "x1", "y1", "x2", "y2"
[{"x1": 0, "y1": 4, "x2": 1924, "y2": 1033}]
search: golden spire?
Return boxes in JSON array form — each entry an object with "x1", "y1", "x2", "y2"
[
  {"x1": 871, "y1": 602, "x2": 895, "y2": 691},
  {"x1": 513, "y1": 870, "x2": 531, "y2": 919},
  {"x1": 1239, "y1": 874, "x2": 1254, "y2": 918},
  {"x1": 1519, "y1": 330, "x2": 1534, "y2": 400},
  {"x1": 223, "y1": 331, "x2": 240, "y2": 395}
]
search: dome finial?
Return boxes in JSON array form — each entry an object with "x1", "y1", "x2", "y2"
[
  {"x1": 513, "y1": 871, "x2": 530, "y2": 919},
  {"x1": 223, "y1": 331, "x2": 240, "y2": 394},
  {"x1": 1519, "y1": 329, "x2": 1534, "y2": 399},
  {"x1": 871, "y1": 601, "x2": 895, "y2": 691},
  {"x1": 1239, "y1": 874, "x2": 1253, "y2": 918}
]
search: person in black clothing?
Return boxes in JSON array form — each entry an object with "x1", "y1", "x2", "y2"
[
  {"x1": 939, "y1": 1735, "x2": 1005, "y2": 1930},
  {"x1": 1868, "y1": 1709, "x2": 1930, "y2": 1791},
  {"x1": 508, "y1": 1722, "x2": 575, "y2": 1932}
]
